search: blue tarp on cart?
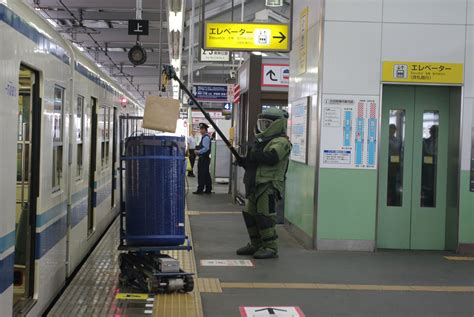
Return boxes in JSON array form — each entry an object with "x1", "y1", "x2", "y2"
[{"x1": 124, "y1": 135, "x2": 186, "y2": 246}]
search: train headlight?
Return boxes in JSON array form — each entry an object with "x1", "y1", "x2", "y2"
[{"x1": 128, "y1": 44, "x2": 147, "y2": 66}]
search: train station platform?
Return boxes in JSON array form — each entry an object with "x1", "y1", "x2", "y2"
[{"x1": 47, "y1": 178, "x2": 474, "y2": 317}]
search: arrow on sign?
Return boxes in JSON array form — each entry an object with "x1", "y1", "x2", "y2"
[
  {"x1": 255, "y1": 307, "x2": 287, "y2": 314},
  {"x1": 266, "y1": 70, "x2": 277, "y2": 81},
  {"x1": 272, "y1": 32, "x2": 287, "y2": 43}
]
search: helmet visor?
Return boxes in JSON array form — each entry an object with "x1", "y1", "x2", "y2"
[{"x1": 256, "y1": 118, "x2": 273, "y2": 133}]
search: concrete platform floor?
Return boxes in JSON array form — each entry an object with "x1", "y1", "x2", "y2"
[{"x1": 187, "y1": 180, "x2": 474, "y2": 317}]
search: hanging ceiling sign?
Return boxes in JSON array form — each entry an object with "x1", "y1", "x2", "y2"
[
  {"x1": 200, "y1": 49, "x2": 231, "y2": 62},
  {"x1": 266, "y1": 0, "x2": 284, "y2": 7},
  {"x1": 192, "y1": 84, "x2": 231, "y2": 103},
  {"x1": 128, "y1": 20, "x2": 149, "y2": 36},
  {"x1": 382, "y1": 61, "x2": 463, "y2": 84},
  {"x1": 204, "y1": 22, "x2": 290, "y2": 52},
  {"x1": 261, "y1": 64, "x2": 289, "y2": 87}
]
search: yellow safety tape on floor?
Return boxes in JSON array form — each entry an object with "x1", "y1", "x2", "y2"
[
  {"x1": 444, "y1": 256, "x2": 474, "y2": 261},
  {"x1": 196, "y1": 278, "x2": 474, "y2": 294},
  {"x1": 153, "y1": 205, "x2": 204, "y2": 317}
]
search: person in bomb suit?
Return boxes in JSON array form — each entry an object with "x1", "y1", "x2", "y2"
[{"x1": 236, "y1": 108, "x2": 291, "y2": 259}]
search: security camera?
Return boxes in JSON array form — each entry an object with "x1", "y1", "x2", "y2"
[{"x1": 229, "y1": 70, "x2": 236, "y2": 79}]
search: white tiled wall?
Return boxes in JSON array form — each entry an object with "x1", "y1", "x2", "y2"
[
  {"x1": 321, "y1": 0, "x2": 471, "y2": 173},
  {"x1": 322, "y1": 21, "x2": 382, "y2": 95},
  {"x1": 461, "y1": 98, "x2": 473, "y2": 171},
  {"x1": 381, "y1": 24, "x2": 466, "y2": 62},
  {"x1": 288, "y1": 0, "x2": 323, "y2": 168},
  {"x1": 383, "y1": 0, "x2": 467, "y2": 25},
  {"x1": 325, "y1": 0, "x2": 383, "y2": 22},
  {"x1": 468, "y1": 0, "x2": 474, "y2": 25},
  {"x1": 464, "y1": 26, "x2": 474, "y2": 98}
]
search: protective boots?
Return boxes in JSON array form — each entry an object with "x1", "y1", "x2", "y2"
[
  {"x1": 236, "y1": 243, "x2": 259, "y2": 256},
  {"x1": 236, "y1": 244, "x2": 278, "y2": 259},
  {"x1": 253, "y1": 248, "x2": 278, "y2": 259}
]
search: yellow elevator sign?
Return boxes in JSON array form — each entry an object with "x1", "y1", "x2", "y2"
[
  {"x1": 204, "y1": 22, "x2": 290, "y2": 52},
  {"x1": 382, "y1": 61, "x2": 463, "y2": 84}
]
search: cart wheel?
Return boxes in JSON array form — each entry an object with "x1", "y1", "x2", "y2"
[
  {"x1": 147, "y1": 277, "x2": 159, "y2": 293},
  {"x1": 183, "y1": 276, "x2": 194, "y2": 293},
  {"x1": 118, "y1": 273, "x2": 128, "y2": 286}
]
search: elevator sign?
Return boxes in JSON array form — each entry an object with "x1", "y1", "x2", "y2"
[
  {"x1": 382, "y1": 61, "x2": 463, "y2": 84},
  {"x1": 204, "y1": 22, "x2": 290, "y2": 52}
]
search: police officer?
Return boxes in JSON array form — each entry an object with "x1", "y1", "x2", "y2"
[
  {"x1": 236, "y1": 108, "x2": 291, "y2": 259},
  {"x1": 193, "y1": 123, "x2": 212, "y2": 194}
]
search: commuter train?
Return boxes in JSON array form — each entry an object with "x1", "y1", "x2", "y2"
[{"x1": 0, "y1": 0, "x2": 143, "y2": 315}]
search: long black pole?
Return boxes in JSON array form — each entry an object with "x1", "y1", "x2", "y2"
[{"x1": 172, "y1": 74, "x2": 243, "y2": 163}]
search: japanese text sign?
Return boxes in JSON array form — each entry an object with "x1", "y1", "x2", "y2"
[
  {"x1": 204, "y1": 22, "x2": 290, "y2": 52},
  {"x1": 382, "y1": 61, "x2": 463, "y2": 84},
  {"x1": 192, "y1": 84, "x2": 231, "y2": 103},
  {"x1": 261, "y1": 64, "x2": 289, "y2": 87}
]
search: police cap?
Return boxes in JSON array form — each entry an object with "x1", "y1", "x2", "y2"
[{"x1": 199, "y1": 123, "x2": 209, "y2": 129}]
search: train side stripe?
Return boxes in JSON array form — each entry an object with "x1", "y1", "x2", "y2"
[
  {"x1": 0, "y1": 254, "x2": 14, "y2": 294},
  {"x1": 35, "y1": 214, "x2": 67, "y2": 259},
  {"x1": 0, "y1": 4, "x2": 119, "y2": 95},
  {"x1": 36, "y1": 201, "x2": 68, "y2": 228},
  {"x1": 0, "y1": 4, "x2": 70, "y2": 65},
  {"x1": 0, "y1": 231, "x2": 15, "y2": 256}
]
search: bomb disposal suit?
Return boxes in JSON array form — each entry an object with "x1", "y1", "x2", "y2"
[{"x1": 237, "y1": 108, "x2": 291, "y2": 259}]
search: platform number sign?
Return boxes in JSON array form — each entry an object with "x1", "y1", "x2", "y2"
[{"x1": 128, "y1": 20, "x2": 149, "y2": 36}]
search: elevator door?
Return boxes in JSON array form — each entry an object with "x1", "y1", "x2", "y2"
[{"x1": 377, "y1": 85, "x2": 449, "y2": 250}]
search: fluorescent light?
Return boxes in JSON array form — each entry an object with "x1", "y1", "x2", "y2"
[
  {"x1": 73, "y1": 43, "x2": 85, "y2": 52},
  {"x1": 46, "y1": 19, "x2": 59, "y2": 28},
  {"x1": 168, "y1": 11, "x2": 183, "y2": 32}
]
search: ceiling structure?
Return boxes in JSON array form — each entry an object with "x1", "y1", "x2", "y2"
[{"x1": 28, "y1": 0, "x2": 292, "y2": 103}]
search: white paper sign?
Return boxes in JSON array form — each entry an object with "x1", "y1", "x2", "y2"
[
  {"x1": 320, "y1": 95, "x2": 379, "y2": 169},
  {"x1": 261, "y1": 64, "x2": 290, "y2": 87},
  {"x1": 240, "y1": 306, "x2": 305, "y2": 317},
  {"x1": 200, "y1": 49, "x2": 230, "y2": 62},
  {"x1": 290, "y1": 97, "x2": 309, "y2": 163},
  {"x1": 200, "y1": 259, "x2": 254, "y2": 267}
]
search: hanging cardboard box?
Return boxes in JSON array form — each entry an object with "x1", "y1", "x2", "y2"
[{"x1": 142, "y1": 96, "x2": 180, "y2": 132}]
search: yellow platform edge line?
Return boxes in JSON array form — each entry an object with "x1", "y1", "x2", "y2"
[{"x1": 219, "y1": 282, "x2": 474, "y2": 293}]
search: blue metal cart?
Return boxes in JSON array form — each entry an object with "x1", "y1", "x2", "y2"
[{"x1": 117, "y1": 115, "x2": 194, "y2": 293}]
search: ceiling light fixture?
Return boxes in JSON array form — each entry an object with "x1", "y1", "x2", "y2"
[{"x1": 168, "y1": 11, "x2": 183, "y2": 32}]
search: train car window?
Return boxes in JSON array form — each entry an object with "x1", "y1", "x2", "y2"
[
  {"x1": 76, "y1": 95, "x2": 85, "y2": 180},
  {"x1": 52, "y1": 86, "x2": 65, "y2": 191},
  {"x1": 100, "y1": 106, "x2": 111, "y2": 169}
]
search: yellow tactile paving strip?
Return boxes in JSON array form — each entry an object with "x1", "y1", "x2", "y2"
[{"x1": 153, "y1": 211, "x2": 204, "y2": 317}]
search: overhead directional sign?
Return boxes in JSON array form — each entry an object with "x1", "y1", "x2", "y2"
[
  {"x1": 204, "y1": 22, "x2": 290, "y2": 52},
  {"x1": 261, "y1": 64, "x2": 289, "y2": 87},
  {"x1": 192, "y1": 84, "x2": 231, "y2": 103},
  {"x1": 128, "y1": 20, "x2": 149, "y2": 35}
]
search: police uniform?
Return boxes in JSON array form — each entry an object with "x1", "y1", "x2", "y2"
[
  {"x1": 194, "y1": 123, "x2": 212, "y2": 194},
  {"x1": 237, "y1": 108, "x2": 291, "y2": 259}
]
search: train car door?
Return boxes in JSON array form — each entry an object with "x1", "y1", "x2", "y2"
[
  {"x1": 13, "y1": 65, "x2": 41, "y2": 313},
  {"x1": 87, "y1": 97, "x2": 98, "y2": 235},
  {"x1": 111, "y1": 107, "x2": 118, "y2": 208}
]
